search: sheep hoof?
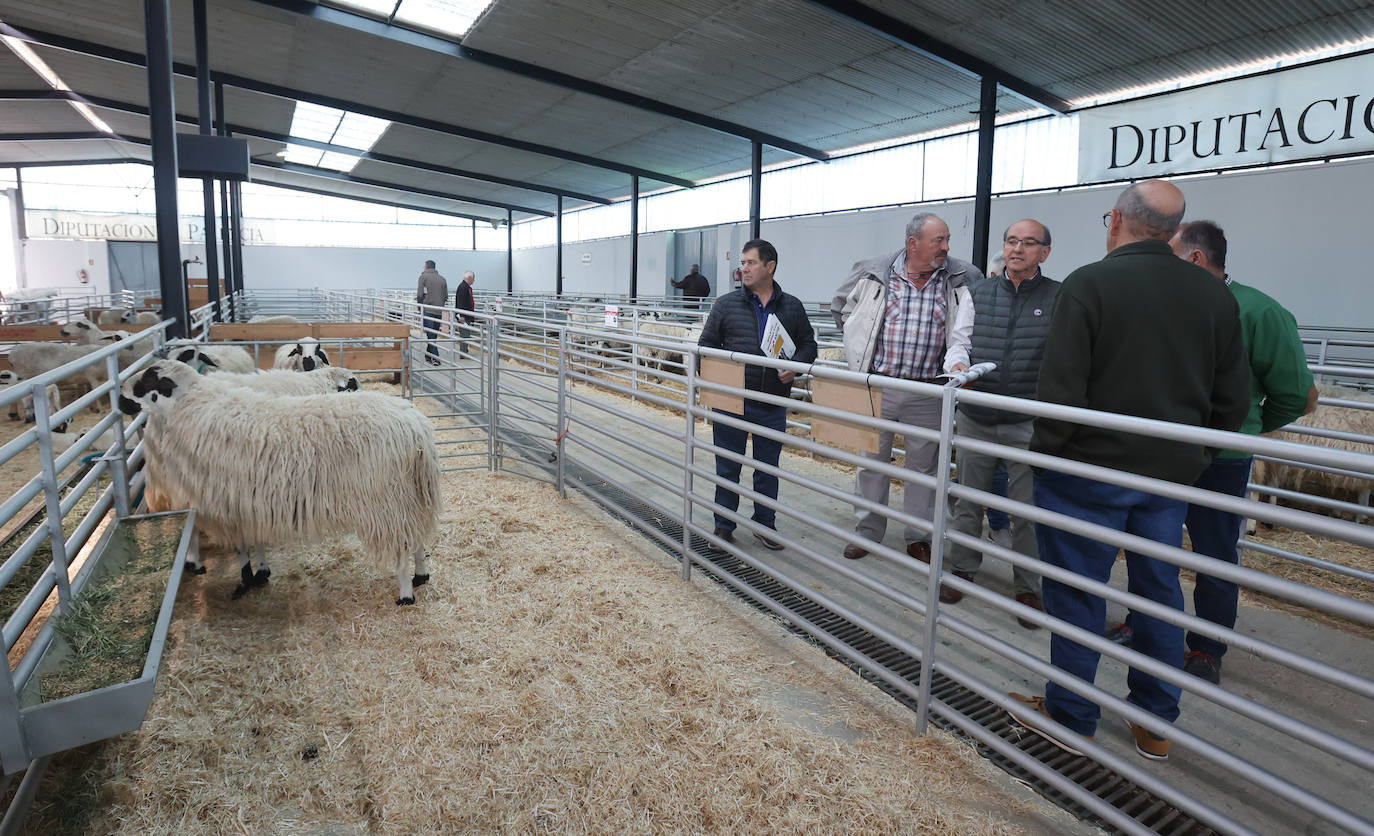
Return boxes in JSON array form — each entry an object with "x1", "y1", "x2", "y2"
[
  {"x1": 184, "y1": 561, "x2": 206, "y2": 575},
  {"x1": 412, "y1": 574, "x2": 429, "y2": 588},
  {"x1": 396, "y1": 596, "x2": 416, "y2": 606},
  {"x1": 252, "y1": 568, "x2": 271, "y2": 587},
  {"x1": 240, "y1": 563, "x2": 255, "y2": 587},
  {"x1": 231, "y1": 583, "x2": 251, "y2": 600}
]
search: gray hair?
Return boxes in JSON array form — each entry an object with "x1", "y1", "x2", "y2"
[
  {"x1": 463, "y1": 270, "x2": 475, "y2": 280},
  {"x1": 1115, "y1": 184, "x2": 1184, "y2": 239},
  {"x1": 905, "y1": 212, "x2": 943, "y2": 241}
]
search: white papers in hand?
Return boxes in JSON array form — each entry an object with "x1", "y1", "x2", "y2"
[{"x1": 760, "y1": 313, "x2": 796, "y2": 359}]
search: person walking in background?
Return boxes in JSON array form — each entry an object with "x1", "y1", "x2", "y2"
[
  {"x1": 1012, "y1": 180, "x2": 1250, "y2": 762},
  {"x1": 415, "y1": 259, "x2": 448, "y2": 366},
  {"x1": 946, "y1": 218, "x2": 1059, "y2": 626},
  {"x1": 454, "y1": 269, "x2": 477, "y2": 357},
  {"x1": 673, "y1": 264, "x2": 711, "y2": 308},
  {"x1": 698, "y1": 240, "x2": 817, "y2": 551},
  {"x1": 830, "y1": 212, "x2": 980, "y2": 564}
]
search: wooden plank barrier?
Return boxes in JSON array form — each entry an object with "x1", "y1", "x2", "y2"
[{"x1": 208, "y1": 322, "x2": 410, "y2": 376}]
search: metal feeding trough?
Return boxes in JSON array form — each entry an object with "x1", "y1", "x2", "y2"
[{"x1": 8, "y1": 510, "x2": 195, "y2": 768}]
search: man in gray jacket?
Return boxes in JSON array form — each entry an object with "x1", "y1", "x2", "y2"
[
  {"x1": 415, "y1": 260, "x2": 448, "y2": 365},
  {"x1": 830, "y1": 212, "x2": 980, "y2": 564},
  {"x1": 946, "y1": 219, "x2": 1058, "y2": 626}
]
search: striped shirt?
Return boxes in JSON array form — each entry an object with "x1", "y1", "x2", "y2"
[{"x1": 870, "y1": 252, "x2": 947, "y2": 380}]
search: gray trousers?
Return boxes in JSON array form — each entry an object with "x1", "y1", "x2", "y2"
[
  {"x1": 946, "y1": 412, "x2": 1041, "y2": 596},
  {"x1": 854, "y1": 387, "x2": 942, "y2": 546}
]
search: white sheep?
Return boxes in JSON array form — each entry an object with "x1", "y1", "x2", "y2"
[
  {"x1": 214, "y1": 366, "x2": 360, "y2": 395},
  {"x1": 119, "y1": 360, "x2": 438, "y2": 605},
  {"x1": 8, "y1": 343, "x2": 111, "y2": 413},
  {"x1": 122, "y1": 310, "x2": 161, "y2": 325},
  {"x1": 273, "y1": 337, "x2": 331, "y2": 372},
  {"x1": 637, "y1": 319, "x2": 702, "y2": 379},
  {"x1": 98, "y1": 309, "x2": 128, "y2": 327},
  {"x1": 164, "y1": 339, "x2": 258, "y2": 375},
  {"x1": 247, "y1": 314, "x2": 302, "y2": 324},
  {"x1": 1251, "y1": 384, "x2": 1374, "y2": 525},
  {"x1": 0, "y1": 369, "x2": 66, "y2": 431},
  {"x1": 59, "y1": 317, "x2": 113, "y2": 345}
]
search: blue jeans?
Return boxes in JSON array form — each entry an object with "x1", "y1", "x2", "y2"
[
  {"x1": 1035, "y1": 469, "x2": 1186, "y2": 737},
  {"x1": 1184, "y1": 456, "x2": 1253, "y2": 660},
  {"x1": 712, "y1": 401, "x2": 787, "y2": 532},
  {"x1": 986, "y1": 461, "x2": 1010, "y2": 531},
  {"x1": 423, "y1": 313, "x2": 442, "y2": 360}
]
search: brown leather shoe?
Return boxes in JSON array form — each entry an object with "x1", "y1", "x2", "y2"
[
  {"x1": 1014, "y1": 591, "x2": 1043, "y2": 630},
  {"x1": 938, "y1": 570, "x2": 973, "y2": 604},
  {"x1": 906, "y1": 541, "x2": 932, "y2": 563},
  {"x1": 842, "y1": 544, "x2": 869, "y2": 560}
]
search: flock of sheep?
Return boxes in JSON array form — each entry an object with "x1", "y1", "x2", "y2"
[{"x1": 0, "y1": 313, "x2": 440, "y2": 606}]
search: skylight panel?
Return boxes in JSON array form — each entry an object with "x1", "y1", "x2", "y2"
[
  {"x1": 282, "y1": 144, "x2": 325, "y2": 167},
  {"x1": 332, "y1": 112, "x2": 390, "y2": 150},
  {"x1": 393, "y1": 0, "x2": 494, "y2": 38},
  {"x1": 326, "y1": 0, "x2": 398, "y2": 17},
  {"x1": 1, "y1": 29, "x2": 115, "y2": 134},
  {"x1": 317, "y1": 152, "x2": 362, "y2": 172},
  {"x1": 284, "y1": 101, "x2": 391, "y2": 174}
]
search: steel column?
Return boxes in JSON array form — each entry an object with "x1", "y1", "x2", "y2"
[
  {"x1": 971, "y1": 75, "x2": 997, "y2": 273},
  {"x1": 229, "y1": 180, "x2": 245, "y2": 298},
  {"x1": 193, "y1": 0, "x2": 221, "y2": 322},
  {"x1": 506, "y1": 209, "x2": 513, "y2": 293},
  {"x1": 749, "y1": 140, "x2": 762, "y2": 241},
  {"x1": 555, "y1": 194, "x2": 563, "y2": 296},
  {"x1": 915, "y1": 385, "x2": 958, "y2": 733},
  {"x1": 143, "y1": 0, "x2": 187, "y2": 339},
  {"x1": 629, "y1": 175, "x2": 639, "y2": 301},
  {"x1": 214, "y1": 81, "x2": 234, "y2": 320}
]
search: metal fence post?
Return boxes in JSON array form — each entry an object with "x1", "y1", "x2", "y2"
[
  {"x1": 682, "y1": 345, "x2": 698, "y2": 581},
  {"x1": 31, "y1": 385, "x2": 73, "y2": 611},
  {"x1": 488, "y1": 317, "x2": 499, "y2": 472},
  {"x1": 630, "y1": 309, "x2": 640, "y2": 401},
  {"x1": 556, "y1": 329, "x2": 567, "y2": 497},
  {"x1": 105, "y1": 354, "x2": 131, "y2": 517},
  {"x1": 914, "y1": 384, "x2": 958, "y2": 734}
]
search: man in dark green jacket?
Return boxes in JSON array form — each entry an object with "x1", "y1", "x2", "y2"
[
  {"x1": 1166, "y1": 220, "x2": 1316, "y2": 685},
  {"x1": 1012, "y1": 181, "x2": 1251, "y2": 763},
  {"x1": 698, "y1": 239, "x2": 817, "y2": 551}
]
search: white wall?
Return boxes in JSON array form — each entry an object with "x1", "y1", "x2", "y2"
[
  {"x1": 21, "y1": 237, "x2": 112, "y2": 295},
  {"x1": 238, "y1": 245, "x2": 506, "y2": 292},
  {"x1": 513, "y1": 232, "x2": 671, "y2": 298}
]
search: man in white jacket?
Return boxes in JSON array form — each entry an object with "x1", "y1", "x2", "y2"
[{"x1": 830, "y1": 212, "x2": 978, "y2": 564}]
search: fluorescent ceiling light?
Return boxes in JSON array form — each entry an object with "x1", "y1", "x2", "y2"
[
  {"x1": 284, "y1": 101, "x2": 391, "y2": 173},
  {"x1": 326, "y1": 0, "x2": 495, "y2": 38},
  {"x1": 1, "y1": 29, "x2": 115, "y2": 135}
]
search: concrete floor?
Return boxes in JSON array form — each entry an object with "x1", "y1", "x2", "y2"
[{"x1": 419, "y1": 345, "x2": 1374, "y2": 835}]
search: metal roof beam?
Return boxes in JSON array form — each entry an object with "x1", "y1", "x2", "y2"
[
  {"x1": 0, "y1": 88, "x2": 610, "y2": 205},
  {"x1": 797, "y1": 0, "x2": 1072, "y2": 113},
  {"x1": 0, "y1": 23, "x2": 696, "y2": 187},
  {"x1": 0, "y1": 132, "x2": 112, "y2": 141},
  {"x1": 254, "y1": 159, "x2": 554, "y2": 217},
  {"x1": 243, "y1": 0, "x2": 831, "y2": 162}
]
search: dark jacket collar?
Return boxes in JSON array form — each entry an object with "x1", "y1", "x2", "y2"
[
  {"x1": 1105, "y1": 239, "x2": 1173, "y2": 259},
  {"x1": 999, "y1": 270, "x2": 1048, "y2": 293}
]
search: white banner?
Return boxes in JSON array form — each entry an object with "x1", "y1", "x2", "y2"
[
  {"x1": 1078, "y1": 53, "x2": 1374, "y2": 182},
  {"x1": 25, "y1": 210, "x2": 274, "y2": 244}
]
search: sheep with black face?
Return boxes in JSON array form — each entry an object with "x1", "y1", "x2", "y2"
[
  {"x1": 273, "y1": 337, "x2": 331, "y2": 372},
  {"x1": 120, "y1": 360, "x2": 439, "y2": 605}
]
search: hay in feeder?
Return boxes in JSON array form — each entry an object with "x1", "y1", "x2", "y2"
[{"x1": 17, "y1": 464, "x2": 1071, "y2": 835}]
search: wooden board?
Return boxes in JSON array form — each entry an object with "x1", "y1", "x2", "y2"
[
  {"x1": 0, "y1": 325, "x2": 70, "y2": 342},
  {"x1": 317, "y1": 323, "x2": 410, "y2": 339},
  {"x1": 810, "y1": 378, "x2": 882, "y2": 454},
  {"x1": 210, "y1": 323, "x2": 314, "y2": 341},
  {"x1": 698, "y1": 356, "x2": 744, "y2": 414},
  {"x1": 337, "y1": 346, "x2": 405, "y2": 371}
]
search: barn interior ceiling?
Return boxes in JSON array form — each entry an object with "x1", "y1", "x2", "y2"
[{"x1": 1, "y1": 0, "x2": 1372, "y2": 222}]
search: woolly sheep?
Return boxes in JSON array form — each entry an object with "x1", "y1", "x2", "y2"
[
  {"x1": 164, "y1": 339, "x2": 258, "y2": 375},
  {"x1": 1251, "y1": 384, "x2": 1374, "y2": 525},
  {"x1": 8, "y1": 343, "x2": 109, "y2": 413},
  {"x1": 60, "y1": 317, "x2": 112, "y2": 345},
  {"x1": 637, "y1": 319, "x2": 702, "y2": 379},
  {"x1": 0, "y1": 369, "x2": 66, "y2": 431},
  {"x1": 98, "y1": 309, "x2": 127, "y2": 327},
  {"x1": 273, "y1": 337, "x2": 331, "y2": 372},
  {"x1": 214, "y1": 366, "x2": 360, "y2": 395},
  {"x1": 122, "y1": 310, "x2": 161, "y2": 325},
  {"x1": 247, "y1": 315, "x2": 302, "y2": 324},
  {"x1": 119, "y1": 360, "x2": 438, "y2": 605}
]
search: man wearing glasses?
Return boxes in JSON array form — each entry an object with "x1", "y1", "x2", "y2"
[
  {"x1": 945, "y1": 220, "x2": 1057, "y2": 627},
  {"x1": 1012, "y1": 180, "x2": 1250, "y2": 762}
]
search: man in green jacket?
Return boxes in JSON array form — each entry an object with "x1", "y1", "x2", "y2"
[
  {"x1": 1012, "y1": 181, "x2": 1251, "y2": 763},
  {"x1": 1167, "y1": 220, "x2": 1316, "y2": 684}
]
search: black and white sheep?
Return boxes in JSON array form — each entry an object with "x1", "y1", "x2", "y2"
[
  {"x1": 273, "y1": 337, "x2": 331, "y2": 372},
  {"x1": 119, "y1": 360, "x2": 438, "y2": 605},
  {"x1": 0, "y1": 369, "x2": 66, "y2": 431},
  {"x1": 164, "y1": 339, "x2": 258, "y2": 375}
]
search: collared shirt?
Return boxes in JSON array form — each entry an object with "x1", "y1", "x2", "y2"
[
  {"x1": 747, "y1": 286, "x2": 776, "y2": 342},
  {"x1": 871, "y1": 253, "x2": 947, "y2": 380}
]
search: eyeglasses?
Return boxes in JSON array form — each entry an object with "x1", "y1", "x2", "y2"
[
  {"x1": 1003, "y1": 236, "x2": 1043, "y2": 248},
  {"x1": 1102, "y1": 211, "x2": 1113, "y2": 228}
]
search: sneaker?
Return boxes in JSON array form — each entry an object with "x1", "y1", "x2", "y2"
[
  {"x1": 752, "y1": 530, "x2": 784, "y2": 550},
  {"x1": 1184, "y1": 650, "x2": 1222, "y2": 685},
  {"x1": 1124, "y1": 718, "x2": 1171, "y2": 760},
  {"x1": 1105, "y1": 621, "x2": 1133, "y2": 645},
  {"x1": 1008, "y1": 693, "x2": 1093, "y2": 757}
]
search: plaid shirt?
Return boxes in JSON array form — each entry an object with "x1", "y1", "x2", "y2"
[{"x1": 870, "y1": 252, "x2": 947, "y2": 380}]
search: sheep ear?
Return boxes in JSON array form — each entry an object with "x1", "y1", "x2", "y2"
[
  {"x1": 317, "y1": 350, "x2": 330, "y2": 366},
  {"x1": 344, "y1": 377, "x2": 359, "y2": 391},
  {"x1": 198, "y1": 352, "x2": 218, "y2": 368},
  {"x1": 176, "y1": 348, "x2": 197, "y2": 364},
  {"x1": 288, "y1": 345, "x2": 303, "y2": 357}
]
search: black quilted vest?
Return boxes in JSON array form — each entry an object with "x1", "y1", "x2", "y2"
[{"x1": 960, "y1": 272, "x2": 1060, "y2": 425}]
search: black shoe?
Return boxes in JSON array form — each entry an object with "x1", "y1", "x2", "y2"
[
  {"x1": 1105, "y1": 621, "x2": 1133, "y2": 645},
  {"x1": 753, "y1": 529, "x2": 784, "y2": 550},
  {"x1": 706, "y1": 527, "x2": 733, "y2": 555},
  {"x1": 1184, "y1": 650, "x2": 1222, "y2": 685}
]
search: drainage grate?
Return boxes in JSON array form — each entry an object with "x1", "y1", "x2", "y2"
[{"x1": 439, "y1": 375, "x2": 1216, "y2": 836}]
